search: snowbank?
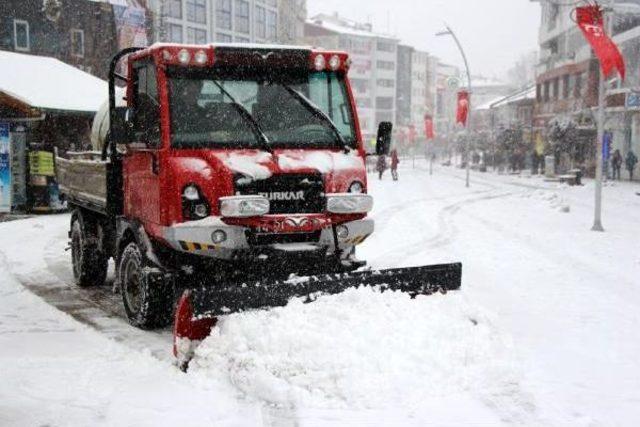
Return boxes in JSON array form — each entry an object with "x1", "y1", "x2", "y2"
[{"x1": 190, "y1": 287, "x2": 517, "y2": 412}]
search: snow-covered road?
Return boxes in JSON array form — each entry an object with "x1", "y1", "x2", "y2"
[{"x1": 1, "y1": 164, "x2": 639, "y2": 426}]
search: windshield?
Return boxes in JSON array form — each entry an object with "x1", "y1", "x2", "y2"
[{"x1": 168, "y1": 69, "x2": 357, "y2": 149}]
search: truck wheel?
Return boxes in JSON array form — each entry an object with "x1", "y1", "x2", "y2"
[
  {"x1": 70, "y1": 216, "x2": 108, "y2": 287},
  {"x1": 118, "y1": 242, "x2": 173, "y2": 329}
]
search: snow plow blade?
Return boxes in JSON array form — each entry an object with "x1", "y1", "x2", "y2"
[{"x1": 173, "y1": 263, "x2": 462, "y2": 370}]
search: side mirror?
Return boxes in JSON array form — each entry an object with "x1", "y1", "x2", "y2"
[
  {"x1": 111, "y1": 106, "x2": 134, "y2": 144},
  {"x1": 376, "y1": 122, "x2": 393, "y2": 156}
]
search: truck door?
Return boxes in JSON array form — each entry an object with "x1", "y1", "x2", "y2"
[{"x1": 123, "y1": 62, "x2": 161, "y2": 225}]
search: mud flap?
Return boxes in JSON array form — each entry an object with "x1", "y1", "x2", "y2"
[{"x1": 174, "y1": 263, "x2": 462, "y2": 370}]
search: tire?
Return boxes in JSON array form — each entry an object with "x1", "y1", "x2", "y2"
[
  {"x1": 118, "y1": 242, "x2": 173, "y2": 329},
  {"x1": 71, "y1": 215, "x2": 108, "y2": 287}
]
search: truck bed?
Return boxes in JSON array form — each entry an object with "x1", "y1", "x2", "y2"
[{"x1": 56, "y1": 151, "x2": 108, "y2": 211}]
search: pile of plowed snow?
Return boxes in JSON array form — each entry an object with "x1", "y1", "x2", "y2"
[{"x1": 189, "y1": 287, "x2": 518, "y2": 410}]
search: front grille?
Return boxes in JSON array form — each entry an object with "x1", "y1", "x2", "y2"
[
  {"x1": 248, "y1": 231, "x2": 321, "y2": 246},
  {"x1": 235, "y1": 173, "x2": 324, "y2": 214}
]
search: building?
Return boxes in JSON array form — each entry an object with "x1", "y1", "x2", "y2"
[
  {"x1": 0, "y1": 50, "x2": 108, "y2": 212},
  {"x1": 304, "y1": 13, "x2": 399, "y2": 139},
  {"x1": 434, "y1": 62, "x2": 461, "y2": 138},
  {"x1": 395, "y1": 44, "x2": 413, "y2": 128},
  {"x1": 0, "y1": 0, "x2": 119, "y2": 79},
  {"x1": 532, "y1": 0, "x2": 640, "y2": 177},
  {"x1": 278, "y1": 0, "x2": 306, "y2": 45},
  {"x1": 148, "y1": 0, "x2": 306, "y2": 45},
  {"x1": 410, "y1": 49, "x2": 430, "y2": 132}
]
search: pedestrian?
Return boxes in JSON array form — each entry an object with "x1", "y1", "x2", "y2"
[
  {"x1": 390, "y1": 149, "x2": 400, "y2": 181},
  {"x1": 626, "y1": 150, "x2": 638, "y2": 181},
  {"x1": 376, "y1": 154, "x2": 387, "y2": 180},
  {"x1": 612, "y1": 149, "x2": 623, "y2": 180}
]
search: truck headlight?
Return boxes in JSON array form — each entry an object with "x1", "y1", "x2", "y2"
[
  {"x1": 183, "y1": 184, "x2": 200, "y2": 201},
  {"x1": 348, "y1": 181, "x2": 364, "y2": 194},
  {"x1": 182, "y1": 184, "x2": 210, "y2": 221},
  {"x1": 219, "y1": 196, "x2": 270, "y2": 218},
  {"x1": 326, "y1": 194, "x2": 373, "y2": 214}
]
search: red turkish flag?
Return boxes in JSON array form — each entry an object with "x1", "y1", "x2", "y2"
[
  {"x1": 424, "y1": 114, "x2": 435, "y2": 140},
  {"x1": 576, "y1": 5, "x2": 625, "y2": 80},
  {"x1": 456, "y1": 91, "x2": 469, "y2": 127}
]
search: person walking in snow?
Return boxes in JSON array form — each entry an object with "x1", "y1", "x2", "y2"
[
  {"x1": 376, "y1": 154, "x2": 387, "y2": 180},
  {"x1": 612, "y1": 149, "x2": 623, "y2": 180},
  {"x1": 626, "y1": 150, "x2": 638, "y2": 181},
  {"x1": 390, "y1": 149, "x2": 400, "y2": 181}
]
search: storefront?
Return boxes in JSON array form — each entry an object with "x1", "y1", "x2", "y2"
[{"x1": 0, "y1": 50, "x2": 106, "y2": 212}]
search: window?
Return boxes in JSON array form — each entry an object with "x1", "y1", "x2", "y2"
[
  {"x1": 216, "y1": 0, "x2": 232, "y2": 30},
  {"x1": 377, "y1": 79, "x2": 395, "y2": 88},
  {"x1": 134, "y1": 65, "x2": 160, "y2": 147},
  {"x1": 266, "y1": 10, "x2": 277, "y2": 40},
  {"x1": 168, "y1": 0, "x2": 182, "y2": 19},
  {"x1": 70, "y1": 29, "x2": 84, "y2": 58},
  {"x1": 377, "y1": 60, "x2": 395, "y2": 70},
  {"x1": 235, "y1": 0, "x2": 250, "y2": 34},
  {"x1": 376, "y1": 97, "x2": 394, "y2": 109},
  {"x1": 563, "y1": 74, "x2": 571, "y2": 99},
  {"x1": 166, "y1": 70, "x2": 356, "y2": 149},
  {"x1": 574, "y1": 73, "x2": 583, "y2": 98},
  {"x1": 552, "y1": 78, "x2": 559, "y2": 99},
  {"x1": 377, "y1": 41, "x2": 395, "y2": 52},
  {"x1": 543, "y1": 81, "x2": 550, "y2": 102},
  {"x1": 186, "y1": 0, "x2": 206, "y2": 24},
  {"x1": 13, "y1": 20, "x2": 29, "y2": 52},
  {"x1": 255, "y1": 6, "x2": 266, "y2": 39},
  {"x1": 168, "y1": 24, "x2": 183, "y2": 43},
  {"x1": 187, "y1": 27, "x2": 207, "y2": 44},
  {"x1": 235, "y1": 36, "x2": 250, "y2": 43},
  {"x1": 216, "y1": 32, "x2": 233, "y2": 42},
  {"x1": 536, "y1": 84, "x2": 542, "y2": 102}
]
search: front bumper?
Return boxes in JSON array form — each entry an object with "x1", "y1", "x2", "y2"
[{"x1": 163, "y1": 216, "x2": 374, "y2": 260}]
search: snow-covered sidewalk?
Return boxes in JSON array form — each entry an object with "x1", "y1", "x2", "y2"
[{"x1": 1, "y1": 165, "x2": 639, "y2": 426}]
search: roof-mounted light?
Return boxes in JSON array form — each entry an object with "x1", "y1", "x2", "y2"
[
  {"x1": 194, "y1": 50, "x2": 208, "y2": 65},
  {"x1": 313, "y1": 54, "x2": 326, "y2": 71},
  {"x1": 178, "y1": 49, "x2": 191, "y2": 64},
  {"x1": 328, "y1": 54, "x2": 341, "y2": 71}
]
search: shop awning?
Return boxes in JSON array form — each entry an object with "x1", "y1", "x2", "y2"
[{"x1": 0, "y1": 50, "x2": 107, "y2": 114}]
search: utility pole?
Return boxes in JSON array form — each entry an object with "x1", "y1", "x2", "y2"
[
  {"x1": 592, "y1": 0, "x2": 614, "y2": 232},
  {"x1": 437, "y1": 25, "x2": 472, "y2": 188}
]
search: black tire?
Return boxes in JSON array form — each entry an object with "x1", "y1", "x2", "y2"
[
  {"x1": 118, "y1": 242, "x2": 173, "y2": 329},
  {"x1": 71, "y1": 215, "x2": 108, "y2": 287}
]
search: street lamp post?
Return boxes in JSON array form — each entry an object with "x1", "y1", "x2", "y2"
[
  {"x1": 592, "y1": 1, "x2": 614, "y2": 232},
  {"x1": 437, "y1": 24, "x2": 472, "y2": 188}
]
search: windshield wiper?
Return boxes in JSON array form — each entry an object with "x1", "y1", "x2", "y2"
[
  {"x1": 280, "y1": 84, "x2": 349, "y2": 153},
  {"x1": 210, "y1": 80, "x2": 272, "y2": 153}
]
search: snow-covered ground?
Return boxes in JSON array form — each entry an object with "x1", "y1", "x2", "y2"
[{"x1": 1, "y1": 164, "x2": 639, "y2": 426}]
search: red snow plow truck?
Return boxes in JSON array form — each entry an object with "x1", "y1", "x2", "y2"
[{"x1": 56, "y1": 44, "x2": 462, "y2": 368}]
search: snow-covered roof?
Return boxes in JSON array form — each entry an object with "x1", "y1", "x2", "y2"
[
  {"x1": 0, "y1": 50, "x2": 107, "y2": 113},
  {"x1": 475, "y1": 96, "x2": 507, "y2": 111},
  {"x1": 306, "y1": 17, "x2": 398, "y2": 40},
  {"x1": 490, "y1": 86, "x2": 536, "y2": 109}
]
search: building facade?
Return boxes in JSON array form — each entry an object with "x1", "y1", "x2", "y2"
[
  {"x1": 304, "y1": 13, "x2": 399, "y2": 139},
  {"x1": 0, "y1": 0, "x2": 118, "y2": 79},
  {"x1": 395, "y1": 44, "x2": 413, "y2": 128},
  {"x1": 410, "y1": 49, "x2": 429, "y2": 132},
  {"x1": 148, "y1": 0, "x2": 306, "y2": 45},
  {"x1": 532, "y1": 0, "x2": 640, "y2": 177}
]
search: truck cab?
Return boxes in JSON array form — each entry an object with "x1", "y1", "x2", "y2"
[{"x1": 58, "y1": 43, "x2": 392, "y2": 328}]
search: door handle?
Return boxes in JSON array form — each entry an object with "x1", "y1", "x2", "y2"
[{"x1": 151, "y1": 152, "x2": 159, "y2": 175}]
